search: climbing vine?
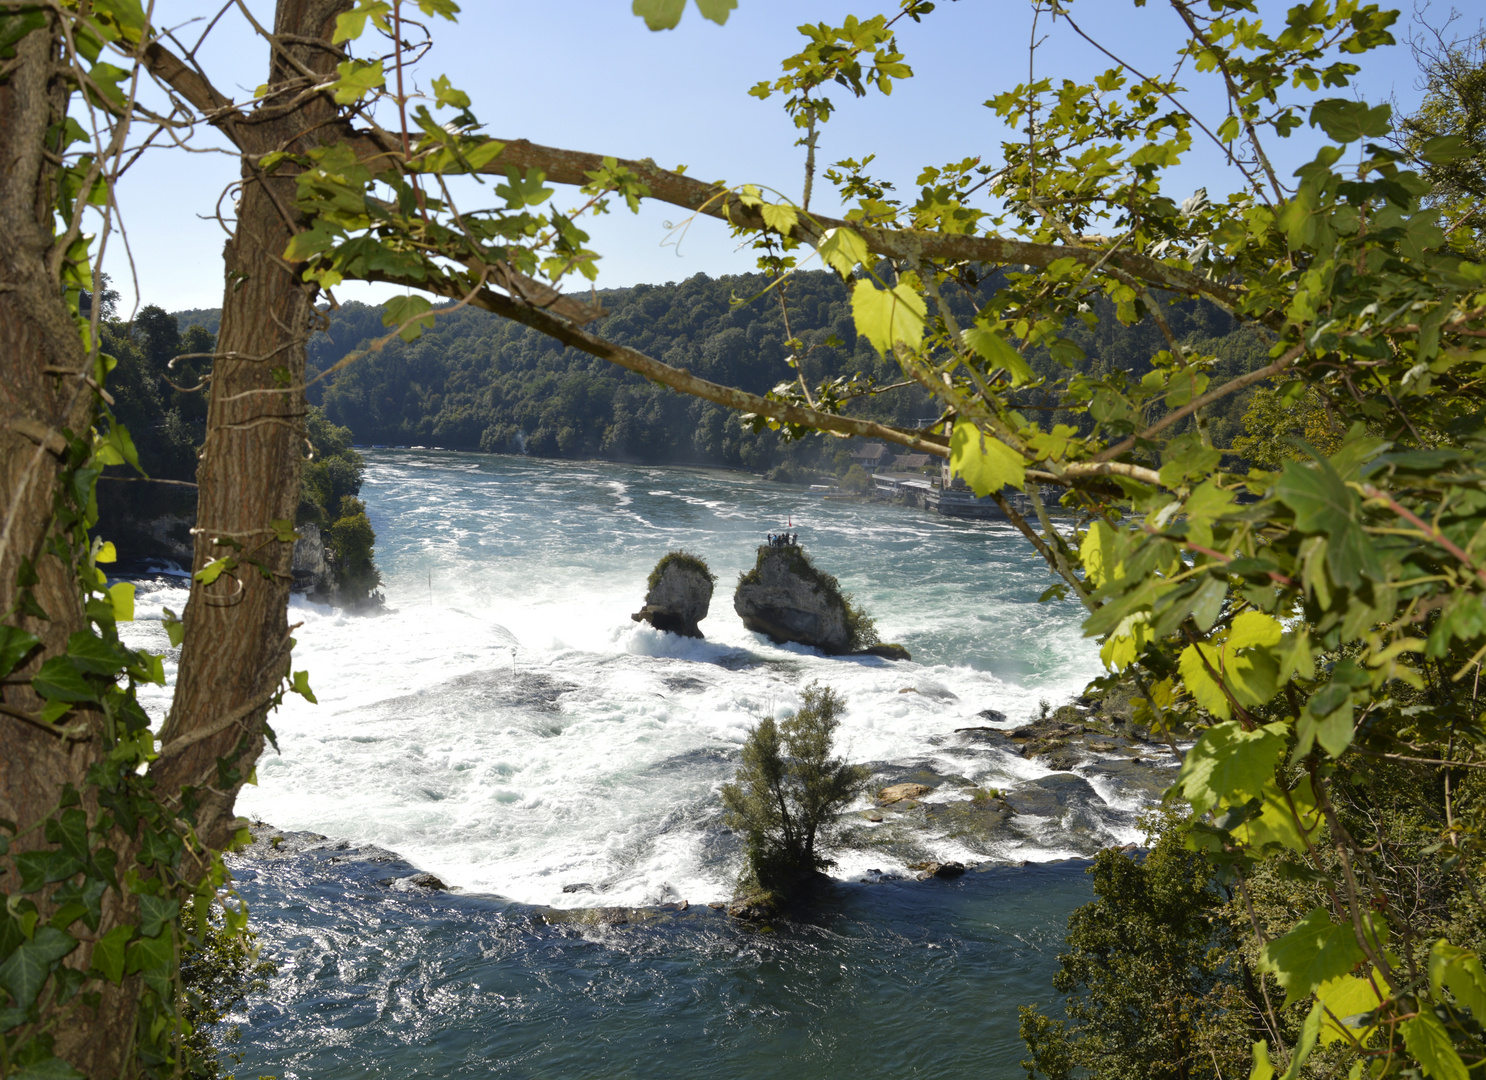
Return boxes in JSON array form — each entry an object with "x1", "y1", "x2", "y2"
[{"x1": 0, "y1": 4, "x2": 313, "y2": 1076}]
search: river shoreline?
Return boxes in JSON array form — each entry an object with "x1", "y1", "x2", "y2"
[{"x1": 233, "y1": 821, "x2": 1111, "y2": 927}]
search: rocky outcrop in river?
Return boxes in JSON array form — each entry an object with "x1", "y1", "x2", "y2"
[
  {"x1": 733, "y1": 544, "x2": 909, "y2": 659},
  {"x1": 292, "y1": 522, "x2": 334, "y2": 598},
  {"x1": 733, "y1": 544, "x2": 853, "y2": 653},
  {"x1": 632, "y1": 551, "x2": 715, "y2": 638}
]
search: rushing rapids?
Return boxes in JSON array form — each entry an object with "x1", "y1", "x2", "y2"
[
  {"x1": 122, "y1": 450, "x2": 1167, "y2": 907},
  {"x1": 117, "y1": 451, "x2": 1177, "y2": 1078}
]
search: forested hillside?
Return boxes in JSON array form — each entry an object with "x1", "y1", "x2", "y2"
[{"x1": 175, "y1": 269, "x2": 1268, "y2": 473}]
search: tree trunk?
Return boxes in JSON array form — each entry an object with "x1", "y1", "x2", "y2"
[
  {"x1": 1, "y1": 4, "x2": 349, "y2": 1072},
  {"x1": 0, "y1": 14, "x2": 151, "y2": 1075},
  {"x1": 152, "y1": 0, "x2": 349, "y2": 850}
]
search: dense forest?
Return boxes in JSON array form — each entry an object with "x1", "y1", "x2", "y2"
[
  {"x1": 101, "y1": 269, "x2": 1275, "y2": 577},
  {"x1": 173, "y1": 268, "x2": 1271, "y2": 475}
]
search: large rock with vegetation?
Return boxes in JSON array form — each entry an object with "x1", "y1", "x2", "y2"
[
  {"x1": 632, "y1": 551, "x2": 715, "y2": 638},
  {"x1": 733, "y1": 545, "x2": 892, "y2": 656}
]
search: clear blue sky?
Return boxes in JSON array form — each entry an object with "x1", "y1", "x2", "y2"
[{"x1": 108, "y1": 0, "x2": 1429, "y2": 315}]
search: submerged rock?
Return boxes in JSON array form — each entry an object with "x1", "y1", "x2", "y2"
[
  {"x1": 727, "y1": 891, "x2": 781, "y2": 921},
  {"x1": 632, "y1": 551, "x2": 716, "y2": 638},
  {"x1": 878, "y1": 782, "x2": 934, "y2": 805},
  {"x1": 859, "y1": 642, "x2": 913, "y2": 661},
  {"x1": 1002, "y1": 773, "x2": 1105, "y2": 817},
  {"x1": 908, "y1": 860, "x2": 966, "y2": 879},
  {"x1": 397, "y1": 872, "x2": 449, "y2": 891}
]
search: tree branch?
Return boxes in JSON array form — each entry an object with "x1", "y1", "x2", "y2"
[
  {"x1": 1094, "y1": 343, "x2": 1307, "y2": 463},
  {"x1": 473, "y1": 136, "x2": 1246, "y2": 313}
]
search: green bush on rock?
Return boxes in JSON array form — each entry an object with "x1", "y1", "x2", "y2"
[
  {"x1": 646, "y1": 550, "x2": 716, "y2": 591},
  {"x1": 722, "y1": 683, "x2": 868, "y2": 908}
]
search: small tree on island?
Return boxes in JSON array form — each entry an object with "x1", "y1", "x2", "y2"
[{"x1": 722, "y1": 683, "x2": 868, "y2": 902}]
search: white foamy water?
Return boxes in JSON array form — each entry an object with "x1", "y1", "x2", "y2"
[{"x1": 122, "y1": 451, "x2": 1123, "y2": 907}]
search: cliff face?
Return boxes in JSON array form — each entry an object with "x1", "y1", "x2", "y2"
[
  {"x1": 632, "y1": 552, "x2": 715, "y2": 638},
  {"x1": 733, "y1": 546, "x2": 852, "y2": 654},
  {"x1": 292, "y1": 523, "x2": 334, "y2": 599}
]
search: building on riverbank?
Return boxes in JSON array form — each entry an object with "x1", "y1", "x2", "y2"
[{"x1": 869, "y1": 472, "x2": 1054, "y2": 521}]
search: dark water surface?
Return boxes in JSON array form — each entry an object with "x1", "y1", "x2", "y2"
[{"x1": 230, "y1": 845, "x2": 1090, "y2": 1079}]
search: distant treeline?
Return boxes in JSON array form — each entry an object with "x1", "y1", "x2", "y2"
[{"x1": 171, "y1": 269, "x2": 1268, "y2": 475}]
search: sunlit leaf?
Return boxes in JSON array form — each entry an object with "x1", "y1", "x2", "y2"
[
  {"x1": 632, "y1": 0, "x2": 685, "y2": 30},
  {"x1": 961, "y1": 326, "x2": 1035, "y2": 386},
  {"x1": 949, "y1": 420, "x2": 1025, "y2": 496},
  {"x1": 760, "y1": 202, "x2": 799, "y2": 234},
  {"x1": 108, "y1": 582, "x2": 135, "y2": 623},
  {"x1": 1259, "y1": 907, "x2": 1374, "y2": 1006},
  {"x1": 1310, "y1": 98, "x2": 1392, "y2": 142},
  {"x1": 1177, "y1": 721, "x2": 1287, "y2": 815},
  {"x1": 817, "y1": 227, "x2": 869, "y2": 277},
  {"x1": 850, "y1": 278, "x2": 926, "y2": 354},
  {"x1": 1401, "y1": 1011, "x2": 1470, "y2": 1080},
  {"x1": 382, "y1": 294, "x2": 435, "y2": 342}
]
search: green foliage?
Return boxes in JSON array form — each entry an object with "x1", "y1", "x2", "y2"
[
  {"x1": 0, "y1": 291, "x2": 276, "y2": 1080},
  {"x1": 92, "y1": 303, "x2": 210, "y2": 561},
  {"x1": 0, "y1": 4, "x2": 323, "y2": 1065},
  {"x1": 300, "y1": 271, "x2": 938, "y2": 468},
  {"x1": 299, "y1": 407, "x2": 366, "y2": 529},
  {"x1": 740, "y1": 5, "x2": 1486, "y2": 1079},
  {"x1": 1393, "y1": 13, "x2": 1486, "y2": 257},
  {"x1": 841, "y1": 594, "x2": 879, "y2": 653},
  {"x1": 325, "y1": 497, "x2": 381, "y2": 608},
  {"x1": 631, "y1": 0, "x2": 735, "y2": 32},
  {"x1": 646, "y1": 550, "x2": 715, "y2": 591},
  {"x1": 1020, "y1": 817, "x2": 1254, "y2": 1080},
  {"x1": 720, "y1": 683, "x2": 868, "y2": 898},
  {"x1": 179, "y1": 898, "x2": 275, "y2": 1079},
  {"x1": 29, "y1": 0, "x2": 1485, "y2": 1075},
  {"x1": 840, "y1": 464, "x2": 871, "y2": 493},
  {"x1": 1230, "y1": 385, "x2": 1345, "y2": 471},
  {"x1": 179, "y1": 273, "x2": 1273, "y2": 481},
  {"x1": 950, "y1": 418, "x2": 1025, "y2": 496}
]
